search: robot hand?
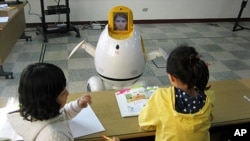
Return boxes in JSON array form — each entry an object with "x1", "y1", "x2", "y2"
[
  {"x1": 68, "y1": 40, "x2": 96, "y2": 59},
  {"x1": 145, "y1": 48, "x2": 168, "y2": 61}
]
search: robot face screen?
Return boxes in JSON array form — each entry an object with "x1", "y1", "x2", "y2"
[
  {"x1": 108, "y1": 6, "x2": 133, "y2": 39},
  {"x1": 113, "y1": 12, "x2": 128, "y2": 31}
]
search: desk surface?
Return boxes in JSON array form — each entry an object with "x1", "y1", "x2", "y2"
[
  {"x1": 0, "y1": 3, "x2": 26, "y2": 65},
  {"x1": 0, "y1": 4, "x2": 25, "y2": 30},
  {"x1": 66, "y1": 79, "x2": 250, "y2": 141},
  {"x1": 1, "y1": 79, "x2": 249, "y2": 140}
]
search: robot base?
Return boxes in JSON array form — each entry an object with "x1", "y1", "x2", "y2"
[{"x1": 87, "y1": 76, "x2": 148, "y2": 92}]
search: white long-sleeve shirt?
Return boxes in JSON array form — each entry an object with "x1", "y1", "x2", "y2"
[{"x1": 7, "y1": 100, "x2": 83, "y2": 141}]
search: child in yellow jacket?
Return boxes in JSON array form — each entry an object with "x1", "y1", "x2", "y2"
[{"x1": 139, "y1": 45, "x2": 215, "y2": 141}]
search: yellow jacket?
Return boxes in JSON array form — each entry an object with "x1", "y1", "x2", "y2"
[{"x1": 138, "y1": 87, "x2": 215, "y2": 141}]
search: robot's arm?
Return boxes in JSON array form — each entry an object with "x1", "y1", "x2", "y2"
[
  {"x1": 145, "y1": 48, "x2": 168, "y2": 61},
  {"x1": 68, "y1": 40, "x2": 96, "y2": 59}
]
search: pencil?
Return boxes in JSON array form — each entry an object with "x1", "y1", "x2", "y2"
[
  {"x1": 102, "y1": 135, "x2": 112, "y2": 141},
  {"x1": 243, "y1": 95, "x2": 250, "y2": 102}
]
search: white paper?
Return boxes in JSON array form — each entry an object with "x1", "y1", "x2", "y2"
[
  {"x1": 1, "y1": 99, "x2": 105, "y2": 140},
  {"x1": 0, "y1": 98, "x2": 23, "y2": 140},
  {"x1": 68, "y1": 105, "x2": 105, "y2": 138},
  {"x1": 0, "y1": 4, "x2": 8, "y2": 8},
  {"x1": 0, "y1": 17, "x2": 8, "y2": 23}
]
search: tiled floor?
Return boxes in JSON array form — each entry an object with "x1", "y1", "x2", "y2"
[{"x1": 0, "y1": 22, "x2": 250, "y2": 98}]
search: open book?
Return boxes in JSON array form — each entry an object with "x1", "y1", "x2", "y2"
[{"x1": 115, "y1": 86, "x2": 158, "y2": 117}]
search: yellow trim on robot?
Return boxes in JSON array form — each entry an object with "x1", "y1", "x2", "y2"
[{"x1": 108, "y1": 6, "x2": 134, "y2": 40}]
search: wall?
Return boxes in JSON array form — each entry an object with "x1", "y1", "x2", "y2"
[{"x1": 24, "y1": 0, "x2": 250, "y2": 23}]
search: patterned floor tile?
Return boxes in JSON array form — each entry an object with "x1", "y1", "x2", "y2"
[{"x1": 0, "y1": 22, "x2": 250, "y2": 97}]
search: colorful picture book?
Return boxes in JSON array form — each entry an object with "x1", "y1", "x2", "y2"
[{"x1": 115, "y1": 86, "x2": 158, "y2": 117}]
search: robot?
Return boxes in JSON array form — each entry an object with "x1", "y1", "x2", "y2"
[{"x1": 68, "y1": 6, "x2": 167, "y2": 92}]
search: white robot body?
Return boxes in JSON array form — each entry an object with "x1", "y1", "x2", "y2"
[
  {"x1": 95, "y1": 25, "x2": 145, "y2": 88},
  {"x1": 67, "y1": 5, "x2": 168, "y2": 92}
]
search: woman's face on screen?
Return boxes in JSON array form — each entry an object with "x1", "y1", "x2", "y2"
[{"x1": 115, "y1": 16, "x2": 127, "y2": 30}]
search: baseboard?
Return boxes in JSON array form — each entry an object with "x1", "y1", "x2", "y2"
[{"x1": 26, "y1": 18, "x2": 250, "y2": 28}]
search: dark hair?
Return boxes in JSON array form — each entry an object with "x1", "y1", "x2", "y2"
[
  {"x1": 18, "y1": 63, "x2": 66, "y2": 121},
  {"x1": 114, "y1": 12, "x2": 128, "y2": 21},
  {"x1": 166, "y1": 45, "x2": 210, "y2": 91}
]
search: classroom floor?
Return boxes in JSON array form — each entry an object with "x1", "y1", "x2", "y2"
[{"x1": 1, "y1": 22, "x2": 250, "y2": 98}]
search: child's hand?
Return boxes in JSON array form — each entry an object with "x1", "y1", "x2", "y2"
[{"x1": 78, "y1": 94, "x2": 92, "y2": 108}]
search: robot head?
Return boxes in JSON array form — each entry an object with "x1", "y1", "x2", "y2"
[{"x1": 108, "y1": 6, "x2": 134, "y2": 40}]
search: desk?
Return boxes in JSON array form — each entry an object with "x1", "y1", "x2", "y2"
[
  {"x1": 0, "y1": 97, "x2": 9, "y2": 108},
  {"x1": 66, "y1": 79, "x2": 250, "y2": 141},
  {"x1": 0, "y1": 3, "x2": 29, "y2": 79},
  {"x1": 1, "y1": 79, "x2": 249, "y2": 140}
]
